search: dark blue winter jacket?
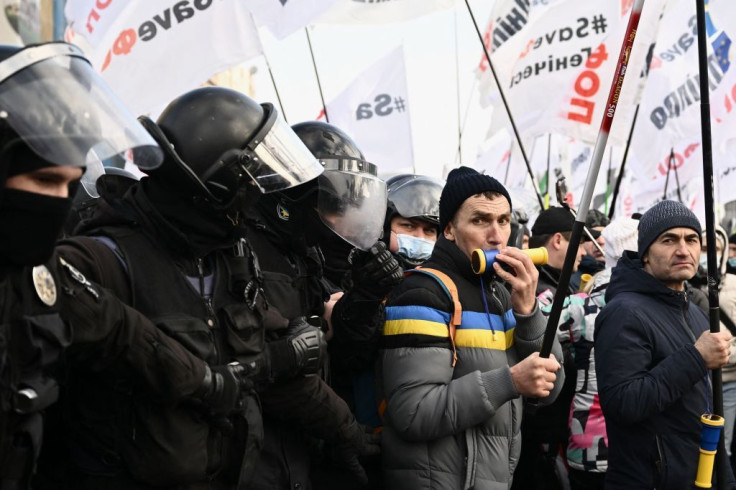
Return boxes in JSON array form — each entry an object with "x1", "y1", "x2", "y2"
[{"x1": 595, "y1": 252, "x2": 735, "y2": 489}]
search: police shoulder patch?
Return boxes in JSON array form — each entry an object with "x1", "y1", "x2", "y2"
[
  {"x1": 32, "y1": 264, "x2": 57, "y2": 306},
  {"x1": 58, "y1": 257, "x2": 100, "y2": 301}
]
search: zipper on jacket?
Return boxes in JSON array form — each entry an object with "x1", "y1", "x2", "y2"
[
  {"x1": 198, "y1": 257, "x2": 221, "y2": 364},
  {"x1": 677, "y1": 291, "x2": 698, "y2": 343},
  {"x1": 655, "y1": 434, "x2": 666, "y2": 478}
]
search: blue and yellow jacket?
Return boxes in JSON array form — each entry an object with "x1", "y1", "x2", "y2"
[{"x1": 379, "y1": 237, "x2": 565, "y2": 490}]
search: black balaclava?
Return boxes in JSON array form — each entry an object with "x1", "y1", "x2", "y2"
[
  {"x1": 0, "y1": 139, "x2": 76, "y2": 268},
  {"x1": 140, "y1": 177, "x2": 247, "y2": 257},
  {"x1": 0, "y1": 189, "x2": 72, "y2": 267}
]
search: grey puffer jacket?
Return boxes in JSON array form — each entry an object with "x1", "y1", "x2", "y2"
[{"x1": 378, "y1": 237, "x2": 565, "y2": 490}]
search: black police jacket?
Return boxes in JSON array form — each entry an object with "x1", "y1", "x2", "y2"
[
  {"x1": 0, "y1": 263, "x2": 69, "y2": 490},
  {"x1": 243, "y1": 204, "x2": 363, "y2": 490},
  {"x1": 53, "y1": 186, "x2": 266, "y2": 487}
]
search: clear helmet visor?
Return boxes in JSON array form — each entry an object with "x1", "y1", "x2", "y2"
[
  {"x1": 78, "y1": 155, "x2": 105, "y2": 199},
  {"x1": 317, "y1": 161, "x2": 388, "y2": 251},
  {"x1": 388, "y1": 175, "x2": 444, "y2": 223},
  {"x1": 245, "y1": 107, "x2": 324, "y2": 193},
  {"x1": 0, "y1": 43, "x2": 162, "y2": 170}
]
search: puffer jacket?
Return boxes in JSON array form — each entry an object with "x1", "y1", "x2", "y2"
[
  {"x1": 379, "y1": 237, "x2": 565, "y2": 490},
  {"x1": 539, "y1": 268, "x2": 612, "y2": 472},
  {"x1": 595, "y1": 252, "x2": 736, "y2": 489}
]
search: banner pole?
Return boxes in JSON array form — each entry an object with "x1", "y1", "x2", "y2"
[
  {"x1": 695, "y1": 0, "x2": 726, "y2": 487},
  {"x1": 465, "y1": 0, "x2": 545, "y2": 210},
  {"x1": 539, "y1": 0, "x2": 645, "y2": 359}
]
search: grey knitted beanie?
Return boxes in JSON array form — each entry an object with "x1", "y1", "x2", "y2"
[{"x1": 637, "y1": 200, "x2": 702, "y2": 257}]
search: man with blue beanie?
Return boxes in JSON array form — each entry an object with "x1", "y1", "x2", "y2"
[
  {"x1": 596, "y1": 200, "x2": 735, "y2": 489},
  {"x1": 378, "y1": 166, "x2": 565, "y2": 489}
]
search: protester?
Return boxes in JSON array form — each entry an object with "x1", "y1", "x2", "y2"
[
  {"x1": 379, "y1": 166, "x2": 564, "y2": 489},
  {"x1": 513, "y1": 205, "x2": 588, "y2": 490},
  {"x1": 728, "y1": 233, "x2": 736, "y2": 274},
  {"x1": 382, "y1": 173, "x2": 443, "y2": 269},
  {"x1": 571, "y1": 209, "x2": 609, "y2": 291},
  {"x1": 529, "y1": 206, "x2": 588, "y2": 295},
  {"x1": 537, "y1": 216, "x2": 639, "y2": 490},
  {"x1": 596, "y1": 200, "x2": 736, "y2": 489},
  {"x1": 689, "y1": 226, "x2": 736, "y2": 464}
]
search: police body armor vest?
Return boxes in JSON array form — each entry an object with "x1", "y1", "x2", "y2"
[
  {"x1": 71, "y1": 225, "x2": 265, "y2": 486},
  {"x1": 0, "y1": 264, "x2": 70, "y2": 489},
  {"x1": 244, "y1": 221, "x2": 326, "y2": 325}
]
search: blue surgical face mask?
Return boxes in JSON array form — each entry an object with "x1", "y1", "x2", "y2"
[
  {"x1": 396, "y1": 234, "x2": 435, "y2": 261},
  {"x1": 729, "y1": 257, "x2": 736, "y2": 269}
]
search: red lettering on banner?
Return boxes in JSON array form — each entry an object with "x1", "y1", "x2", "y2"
[
  {"x1": 112, "y1": 29, "x2": 136, "y2": 55},
  {"x1": 86, "y1": 0, "x2": 114, "y2": 34},
  {"x1": 568, "y1": 98, "x2": 594, "y2": 124},
  {"x1": 585, "y1": 44, "x2": 608, "y2": 69},
  {"x1": 655, "y1": 143, "x2": 700, "y2": 177},
  {"x1": 478, "y1": 23, "x2": 493, "y2": 72},
  {"x1": 98, "y1": 0, "x2": 218, "y2": 72},
  {"x1": 574, "y1": 70, "x2": 599, "y2": 97},
  {"x1": 565, "y1": 43, "x2": 608, "y2": 125}
]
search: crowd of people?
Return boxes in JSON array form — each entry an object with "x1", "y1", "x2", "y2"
[{"x1": 2, "y1": 41, "x2": 736, "y2": 490}]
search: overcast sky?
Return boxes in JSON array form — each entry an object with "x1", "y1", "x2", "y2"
[{"x1": 245, "y1": 0, "x2": 495, "y2": 179}]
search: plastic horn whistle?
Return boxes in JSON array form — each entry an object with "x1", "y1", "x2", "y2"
[
  {"x1": 471, "y1": 247, "x2": 548, "y2": 275},
  {"x1": 695, "y1": 414, "x2": 725, "y2": 488},
  {"x1": 578, "y1": 274, "x2": 593, "y2": 292}
]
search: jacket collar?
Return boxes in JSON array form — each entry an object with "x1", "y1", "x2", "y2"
[
  {"x1": 428, "y1": 237, "x2": 487, "y2": 283},
  {"x1": 607, "y1": 251, "x2": 690, "y2": 307}
]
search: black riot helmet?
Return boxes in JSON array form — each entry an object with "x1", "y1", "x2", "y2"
[
  {"x1": 385, "y1": 174, "x2": 443, "y2": 227},
  {"x1": 290, "y1": 121, "x2": 387, "y2": 251},
  {"x1": 64, "y1": 163, "x2": 141, "y2": 236},
  {"x1": 382, "y1": 174, "x2": 443, "y2": 267},
  {"x1": 0, "y1": 42, "x2": 163, "y2": 184},
  {"x1": 138, "y1": 86, "x2": 323, "y2": 208}
]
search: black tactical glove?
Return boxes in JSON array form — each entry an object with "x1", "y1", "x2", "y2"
[
  {"x1": 344, "y1": 241, "x2": 403, "y2": 299},
  {"x1": 267, "y1": 318, "x2": 327, "y2": 379},
  {"x1": 333, "y1": 421, "x2": 382, "y2": 488},
  {"x1": 195, "y1": 363, "x2": 251, "y2": 415}
]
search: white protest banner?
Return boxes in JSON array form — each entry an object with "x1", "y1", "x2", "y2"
[
  {"x1": 483, "y1": 0, "x2": 664, "y2": 146},
  {"x1": 64, "y1": 0, "x2": 263, "y2": 116},
  {"x1": 627, "y1": 139, "x2": 705, "y2": 220},
  {"x1": 627, "y1": 0, "x2": 736, "y2": 184},
  {"x1": 322, "y1": 46, "x2": 414, "y2": 176},
  {"x1": 316, "y1": 0, "x2": 456, "y2": 25},
  {"x1": 242, "y1": 0, "x2": 338, "y2": 39},
  {"x1": 475, "y1": 0, "x2": 559, "y2": 107},
  {"x1": 474, "y1": 130, "x2": 525, "y2": 187}
]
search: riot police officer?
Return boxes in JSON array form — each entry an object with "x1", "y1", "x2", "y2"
[
  {"x1": 0, "y1": 41, "x2": 201, "y2": 489},
  {"x1": 382, "y1": 174, "x2": 444, "y2": 269},
  {"x1": 242, "y1": 121, "x2": 395, "y2": 489},
  {"x1": 50, "y1": 86, "x2": 325, "y2": 489}
]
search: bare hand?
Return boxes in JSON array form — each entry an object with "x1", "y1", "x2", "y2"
[
  {"x1": 695, "y1": 330, "x2": 733, "y2": 369},
  {"x1": 509, "y1": 352, "x2": 561, "y2": 398},
  {"x1": 492, "y1": 247, "x2": 539, "y2": 315}
]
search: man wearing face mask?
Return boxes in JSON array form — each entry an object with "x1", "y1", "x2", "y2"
[
  {"x1": 382, "y1": 174, "x2": 444, "y2": 269},
  {"x1": 0, "y1": 42, "x2": 226, "y2": 490},
  {"x1": 48, "y1": 86, "x2": 328, "y2": 489},
  {"x1": 728, "y1": 233, "x2": 736, "y2": 274}
]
